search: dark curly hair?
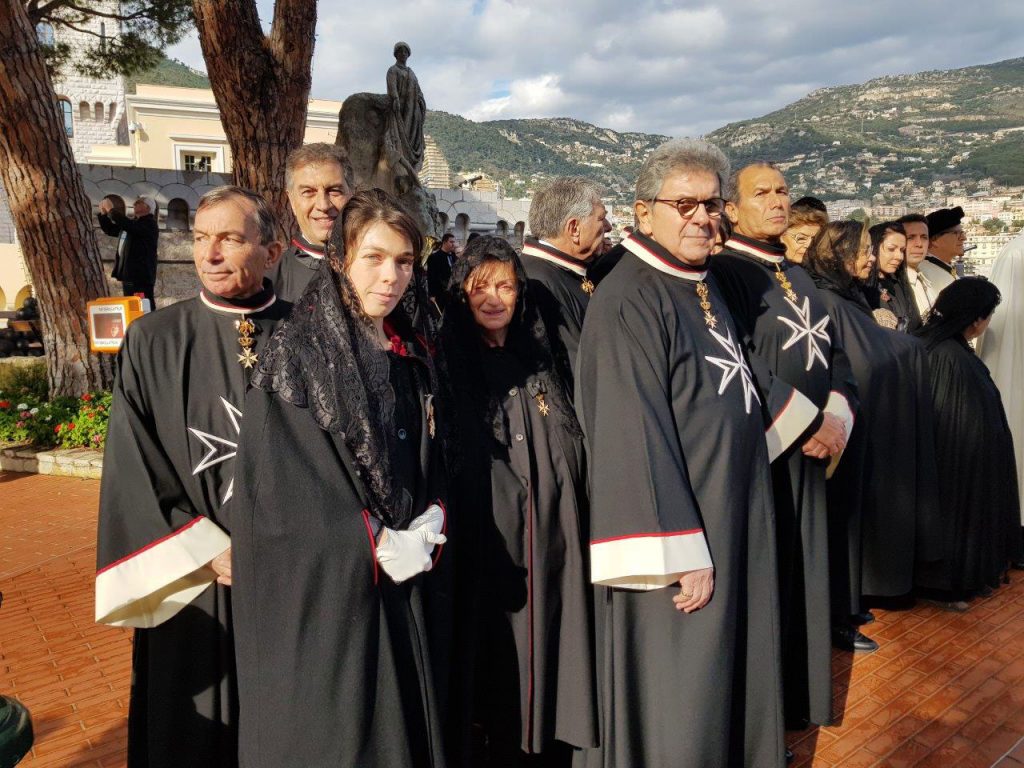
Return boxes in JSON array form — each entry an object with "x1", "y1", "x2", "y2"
[{"x1": 440, "y1": 235, "x2": 580, "y2": 445}]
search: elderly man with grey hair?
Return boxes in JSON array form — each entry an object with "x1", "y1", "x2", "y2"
[
  {"x1": 522, "y1": 176, "x2": 611, "y2": 379},
  {"x1": 95, "y1": 185, "x2": 290, "y2": 768},
  {"x1": 575, "y1": 138, "x2": 786, "y2": 768}
]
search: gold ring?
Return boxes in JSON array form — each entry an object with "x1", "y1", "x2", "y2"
[{"x1": 681, "y1": 592, "x2": 693, "y2": 598}]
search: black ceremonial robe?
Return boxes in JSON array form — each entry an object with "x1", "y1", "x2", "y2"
[
  {"x1": 915, "y1": 336, "x2": 1022, "y2": 597},
  {"x1": 266, "y1": 235, "x2": 326, "y2": 303},
  {"x1": 95, "y1": 283, "x2": 290, "y2": 768},
  {"x1": 574, "y1": 233, "x2": 785, "y2": 768},
  {"x1": 520, "y1": 238, "x2": 594, "y2": 383},
  {"x1": 712, "y1": 235, "x2": 857, "y2": 728},
  {"x1": 811, "y1": 281, "x2": 942, "y2": 600},
  {"x1": 874, "y1": 273, "x2": 922, "y2": 333},
  {"x1": 228, "y1": 355, "x2": 451, "y2": 768},
  {"x1": 473, "y1": 346, "x2": 597, "y2": 757}
]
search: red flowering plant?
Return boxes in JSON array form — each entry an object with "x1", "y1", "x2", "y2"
[
  {"x1": 0, "y1": 362, "x2": 111, "y2": 450},
  {"x1": 55, "y1": 391, "x2": 112, "y2": 451},
  {"x1": 0, "y1": 393, "x2": 77, "y2": 447}
]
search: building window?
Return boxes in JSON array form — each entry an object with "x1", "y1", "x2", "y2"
[
  {"x1": 36, "y1": 22, "x2": 54, "y2": 47},
  {"x1": 94, "y1": 101, "x2": 104, "y2": 121},
  {"x1": 79, "y1": 101, "x2": 90, "y2": 121},
  {"x1": 182, "y1": 153, "x2": 214, "y2": 173},
  {"x1": 58, "y1": 99, "x2": 73, "y2": 137},
  {"x1": 109, "y1": 102, "x2": 118, "y2": 122},
  {"x1": 99, "y1": 22, "x2": 106, "y2": 53}
]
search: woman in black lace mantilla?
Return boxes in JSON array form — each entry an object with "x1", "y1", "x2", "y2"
[
  {"x1": 441, "y1": 236, "x2": 597, "y2": 766},
  {"x1": 228, "y1": 189, "x2": 454, "y2": 768}
]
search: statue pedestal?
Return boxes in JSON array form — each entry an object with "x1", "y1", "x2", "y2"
[{"x1": 336, "y1": 93, "x2": 440, "y2": 240}]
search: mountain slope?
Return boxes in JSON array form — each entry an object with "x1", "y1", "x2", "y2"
[
  {"x1": 131, "y1": 56, "x2": 1024, "y2": 200},
  {"x1": 706, "y1": 57, "x2": 1024, "y2": 197}
]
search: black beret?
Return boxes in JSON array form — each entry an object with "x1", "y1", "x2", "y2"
[{"x1": 925, "y1": 206, "x2": 964, "y2": 236}]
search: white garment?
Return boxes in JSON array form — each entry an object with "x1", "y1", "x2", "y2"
[
  {"x1": 907, "y1": 267, "x2": 935, "y2": 320},
  {"x1": 977, "y1": 233, "x2": 1024, "y2": 523},
  {"x1": 919, "y1": 256, "x2": 955, "y2": 295}
]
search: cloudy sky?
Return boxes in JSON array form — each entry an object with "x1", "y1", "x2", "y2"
[{"x1": 167, "y1": 0, "x2": 1024, "y2": 137}]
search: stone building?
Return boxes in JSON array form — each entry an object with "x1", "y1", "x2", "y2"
[
  {"x1": 42, "y1": 0, "x2": 129, "y2": 160},
  {"x1": 419, "y1": 135, "x2": 451, "y2": 189}
]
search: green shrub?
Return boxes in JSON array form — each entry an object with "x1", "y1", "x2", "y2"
[{"x1": 0, "y1": 361, "x2": 48, "y2": 402}]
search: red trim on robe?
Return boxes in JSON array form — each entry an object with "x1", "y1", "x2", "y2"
[
  {"x1": 590, "y1": 527, "x2": 703, "y2": 545},
  {"x1": 430, "y1": 499, "x2": 447, "y2": 567},
  {"x1": 96, "y1": 515, "x2": 207, "y2": 576},
  {"x1": 361, "y1": 509, "x2": 379, "y2": 586}
]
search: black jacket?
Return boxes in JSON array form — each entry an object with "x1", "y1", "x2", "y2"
[{"x1": 98, "y1": 211, "x2": 159, "y2": 284}]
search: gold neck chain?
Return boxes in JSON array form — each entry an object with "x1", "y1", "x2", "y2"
[
  {"x1": 695, "y1": 280, "x2": 719, "y2": 330},
  {"x1": 236, "y1": 316, "x2": 259, "y2": 369},
  {"x1": 773, "y1": 262, "x2": 800, "y2": 303}
]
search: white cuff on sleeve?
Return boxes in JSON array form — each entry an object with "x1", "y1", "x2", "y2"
[
  {"x1": 95, "y1": 516, "x2": 230, "y2": 628},
  {"x1": 824, "y1": 390, "x2": 855, "y2": 477},
  {"x1": 590, "y1": 529, "x2": 712, "y2": 591},
  {"x1": 765, "y1": 388, "x2": 820, "y2": 463}
]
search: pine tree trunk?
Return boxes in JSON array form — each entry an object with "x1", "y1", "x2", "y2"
[
  {"x1": 0, "y1": 0, "x2": 114, "y2": 396},
  {"x1": 192, "y1": 0, "x2": 317, "y2": 238}
]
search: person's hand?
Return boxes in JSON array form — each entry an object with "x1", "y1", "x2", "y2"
[
  {"x1": 802, "y1": 412, "x2": 846, "y2": 458},
  {"x1": 98, "y1": 199, "x2": 113, "y2": 215},
  {"x1": 801, "y1": 436, "x2": 830, "y2": 459},
  {"x1": 406, "y1": 504, "x2": 445, "y2": 558},
  {"x1": 376, "y1": 525, "x2": 447, "y2": 584},
  {"x1": 210, "y1": 547, "x2": 232, "y2": 586},
  {"x1": 673, "y1": 567, "x2": 714, "y2": 613}
]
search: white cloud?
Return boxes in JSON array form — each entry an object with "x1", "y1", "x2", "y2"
[
  {"x1": 465, "y1": 74, "x2": 569, "y2": 121},
  {"x1": 164, "y1": 0, "x2": 1024, "y2": 137}
]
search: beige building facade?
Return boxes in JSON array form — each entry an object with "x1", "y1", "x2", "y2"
[{"x1": 85, "y1": 84, "x2": 342, "y2": 172}]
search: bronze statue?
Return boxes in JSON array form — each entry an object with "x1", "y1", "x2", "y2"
[{"x1": 385, "y1": 41, "x2": 426, "y2": 185}]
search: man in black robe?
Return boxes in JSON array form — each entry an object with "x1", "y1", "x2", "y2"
[
  {"x1": 267, "y1": 142, "x2": 354, "y2": 302},
  {"x1": 575, "y1": 139, "x2": 785, "y2": 768},
  {"x1": 713, "y1": 163, "x2": 859, "y2": 729},
  {"x1": 520, "y1": 176, "x2": 611, "y2": 380},
  {"x1": 95, "y1": 186, "x2": 289, "y2": 768},
  {"x1": 98, "y1": 194, "x2": 160, "y2": 305}
]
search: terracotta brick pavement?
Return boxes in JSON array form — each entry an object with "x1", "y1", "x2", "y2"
[
  {"x1": 0, "y1": 471, "x2": 130, "y2": 768},
  {"x1": 0, "y1": 469, "x2": 1022, "y2": 767}
]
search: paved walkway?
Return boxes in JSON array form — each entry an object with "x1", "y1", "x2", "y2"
[{"x1": 0, "y1": 470, "x2": 1022, "y2": 767}]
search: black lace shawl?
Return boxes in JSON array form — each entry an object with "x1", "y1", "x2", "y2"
[
  {"x1": 439, "y1": 235, "x2": 581, "y2": 447},
  {"x1": 250, "y1": 251, "x2": 447, "y2": 529}
]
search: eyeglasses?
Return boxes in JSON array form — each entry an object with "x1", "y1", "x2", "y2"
[{"x1": 652, "y1": 197, "x2": 726, "y2": 219}]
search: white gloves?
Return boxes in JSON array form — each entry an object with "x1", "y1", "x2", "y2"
[{"x1": 376, "y1": 504, "x2": 446, "y2": 584}]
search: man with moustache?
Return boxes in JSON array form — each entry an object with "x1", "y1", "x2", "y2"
[
  {"x1": 712, "y1": 163, "x2": 859, "y2": 733},
  {"x1": 95, "y1": 186, "x2": 290, "y2": 768},
  {"x1": 269, "y1": 143, "x2": 354, "y2": 302},
  {"x1": 897, "y1": 213, "x2": 937, "y2": 319},
  {"x1": 919, "y1": 206, "x2": 965, "y2": 293}
]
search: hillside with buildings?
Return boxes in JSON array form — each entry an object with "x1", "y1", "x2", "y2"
[
  {"x1": 706, "y1": 57, "x2": 1024, "y2": 202},
  {"x1": 128, "y1": 56, "x2": 1024, "y2": 207}
]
